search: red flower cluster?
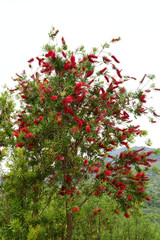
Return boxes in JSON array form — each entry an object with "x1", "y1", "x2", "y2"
[
  {"x1": 45, "y1": 50, "x2": 56, "y2": 60},
  {"x1": 86, "y1": 125, "x2": 91, "y2": 133},
  {"x1": 72, "y1": 207, "x2": 79, "y2": 212},
  {"x1": 66, "y1": 174, "x2": 71, "y2": 183},
  {"x1": 56, "y1": 155, "x2": 64, "y2": 161},
  {"x1": 51, "y1": 95, "x2": 57, "y2": 101},
  {"x1": 124, "y1": 213, "x2": 130, "y2": 218},
  {"x1": 84, "y1": 158, "x2": 88, "y2": 165},
  {"x1": 140, "y1": 94, "x2": 146, "y2": 103},
  {"x1": 15, "y1": 143, "x2": 23, "y2": 147}
]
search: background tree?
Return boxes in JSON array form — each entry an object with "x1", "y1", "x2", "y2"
[{"x1": 0, "y1": 27, "x2": 159, "y2": 240}]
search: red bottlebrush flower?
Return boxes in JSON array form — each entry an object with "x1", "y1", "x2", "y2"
[
  {"x1": 85, "y1": 71, "x2": 93, "y2": 78},
  {"x1": 62, "y1": 51, "x2": 66, "y2": 58},
  {"x1": 77, "y1": 191, "x2": 80, "y2": 194},
  {"x1": 110, "y1": 140, "x2": 116, "y2": 146},
  {"x1": 66, "y1": 190, "x2": 71, "y2": 195},
  {"x1": 106, "y1": 162, "x2": 110, "y2": 169},
  {"x1": 118, "y1": 190, "x2": 123, "y2": 195},
  {"x1": 103, "y1": 57, "x2": 111, "y2": 63},
  {"x1": 50, "y1": 177, "x2": 54, "y2": 182},
  {"x1": 89, "y1": 79, "x2": 94, "y2": 84},
  {"x1": 140, "y1": 94, "x2": 146, "y2": 103},
  {"x1": 87, "y1": 137, "x2": 92, "y2": 141},
  {"x1": 86, "y1": 125, "x2": 91, "y2": 133},
  {"x1": 56, "y1": 155, "x2": 64, "y2": 161},
  {"x1": 72, "y1": 207, "x2": 79, "y2": 212},
  {"x1": 94, "y1": 191, "x2": 99, "y2": 196},
  {"x1": 136, "y1": 172, "x2": 142, "y2": 177},
  {"x1": 0, "y1": 150, "x2": 1, "y2": 155},
  {"x1": 146, "y1": 197, "x2": 151, "y2": 201},
  {"x1": 116, "y1": 69, "x2": 122, "y2": 78},
  {"x1": 88, "y1": 57, "x2": 96, "y2": 63},
  {"x1": 94, "y1": 210, "x2": 98, "y2": 215},
  {"x1": 62, "y1": 96, "x2": 74, "y2": 104},
  {"x1": 88, "y1": 54, "x2": 98, "y2": 59},
  {"x1": 61, "y1": 37, "x2": 66, "y2": 45},
  {"x1": 66, "y1": 174, "x2": 71, "y2": 183},
  {"x1": 115, "y1": 210, "x2": 120, "y2": 214},
  {"x1": 27, "y1": 133, "x2": 33, "y2": 138},
  {"x1": 120, "y1": 184, "x2": 126, "y2": 190},
  {"x1": 51, "y1": 95, "x2": 57, "y2": 101},
  {"x1": 153, "y1": 111, "x2": 160, "y2": 117},
  {"x1": 116, "y1": 195, "x2": 121, "y2": 198},
  {"x1": 16, "y1": 143, "x2": 23, "y2": 147},
  {"x1": 45, "y1": 50, "x2": 52, "y2": 57},
  {"x1": 77, "y1": 120, "x2": 83, "y2": 130},
  {"x1": 34, "y1": 119, "x2": 39, "y2": 125},
  {"x1": 51, "y1": 51, "x2": 56, "y2": 60},
  {"x1": 19, "y1": 121, "x2": 25, "y2": 127},
  {"x1": 121, "y1": 135, "x2": 127, "y2": 140},
  {"x1": 40, "y1": 97, "x2": 45, "y2": 102},
  {"x1": 53, "y1": 29, "x2": 59, "y2": 36},
  {"x1": 104, "y1": 75, "x2": 110, "y2": 82},
  {"x1": 67, "y1": 108, "x2": 75, "y2": 116},
  {"x1": 28, "y1": 58, "x2": 34, "y2": 63},
  {"x1": 99, "y1": 67, "x2": 107, "y2": 74},
  {"x1": 138, "y1": 187, "x2": 145, "y2": 193},
  {"x1": 95, "y1": 174, "x2": 99, "y2": 179},
  {"x1": 104, "y1": 170, "x2": 112, "y2": 176},
  {"x1": 94, "y1": 167, "x2": 100, "y2": 173},
  {"x1": 21, "y1": 95, "x2": 27, "y2": 99},
  {"x1": 111, "y1": 37, "x2": 120, "y2": 42},
  {"x1": 27, "y1": 142, "x2": 36, "y2": 148},
  {"x1": 84, "y1": 158, "x2": 88, "y2": 165},
  {"x1": 128, "y1": 195, "x2": 132, "y2": 199},
  {"x1": 58, "y1": 121, "x2": 62, "y2": 126},
  {"x1": 103, "y1": 177, "x2": 109, "y2": 182},
  {"x1": 146, "y1": 151, "x2": 153, "y2": 156},
  {"x1": 45, "y1": 50, "x2": 56, "y2": 60},
  {"x1": 74, "y1": 82, "x2": 84, "y2": 92},
  {"x1": 64, "y1": 60, "x2": 71, "y2": 70},
  {"x1": 39, "y1": 116, "x2": 43, "y2": 121},
  {"x1": 94, "y1": 106, "x2": 99, "y2": 115},
  {"x1": 111, "y1": 55, "x2": 120, "y2": 63},
  {"x1": 98, "y1": 209, "x2": 102, "y2": 212},
  {"x1": 71, "y1": 55, "x2": 75, "y2": 63},
  {"x1": 36, "y1": 57, "x2": 44, "y2": 66},
  {"x1": 124, "y1": 214, "x2": 130, "y2": 218},
  {"x1": 13, "y1": 132, "x2": 19, "y2": 138},
  {"x1": 120, "y1": 87, "x2": 126, "y2": 94}
]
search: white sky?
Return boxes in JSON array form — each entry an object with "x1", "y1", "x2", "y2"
[{"x1": 0, "y1": 0, "x2": 160, "y2": 148}]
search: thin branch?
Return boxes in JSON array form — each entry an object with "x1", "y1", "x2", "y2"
[{"x1": 78, "y1": 192, "x2": 93, "y2": 208}]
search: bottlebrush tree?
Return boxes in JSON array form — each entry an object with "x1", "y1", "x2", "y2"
[{"x1": 0, "y1": 27, "x2": 159, "y2": 240}]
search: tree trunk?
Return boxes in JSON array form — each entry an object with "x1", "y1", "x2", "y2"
[{"x1": 65, "y1": 204, "x2": 73, "y2": 240}]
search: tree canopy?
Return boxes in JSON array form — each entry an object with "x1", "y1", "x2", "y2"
[{"x1": 0, "y1": 27, "x2": 159, "y2": 240}]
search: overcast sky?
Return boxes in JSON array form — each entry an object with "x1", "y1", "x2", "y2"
[{"x1": 0, "y1": 0, "x2": 160, "y2": 148}]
